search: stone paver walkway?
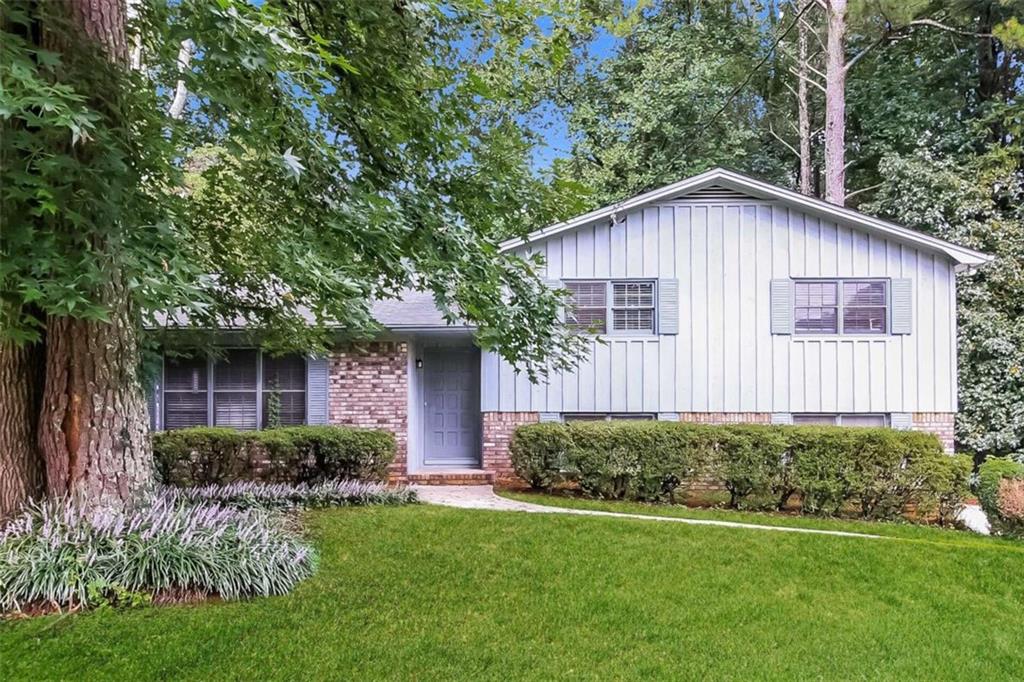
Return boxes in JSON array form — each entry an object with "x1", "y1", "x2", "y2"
[{"x1": 412, "y1": 485, "x2": 884, "y2": 539}]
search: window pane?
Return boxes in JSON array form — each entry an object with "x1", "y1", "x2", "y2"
[
  {"x1": 843, "y1": 281, "x2": 886, "y2": 306},
  {"x1": 214, "y1": 349, "x2": 258, "y2": 390},
  {"x1": 839, "y1": 414, "x2": 887, "y2": 427},
  {"x1": 563, "y1": 413, "x2": 607, "y2": 422},
  {"x1": 794, "y1": 281, "x2": 837, "y2": 307},
  {"x1": 843, "y1": 306, "x2": 887, "y2": 334},
  {"x1": 214, "y1": 392, "x2": 258, "y2": 430},
  {"x1": 164, "y1": 392, "x2": 207, "y2": 429},
  {"x1": 794, "y1": 307, "x2": 838, "y2": 334},
  {"x1": 612, "y1": 308, "x2": 654, "y2": 331},
  {"x1": 164, "y1": 356, "x2": 207, "y2": 391},
  {"x1": 263, "y1": 391, "x2": 306, "y2": 427},
  {"x1": 263, "y1": 354, "x2": 306, "y2": 391},
  {"x1": 792, "y1": 414, "x2": 838, "y2": 425},
  {"x1": 566, "y1": 282, "x2": 607, "y2": 333},
  {"x1": 612, "y1": 282, "x2": 654, "y2": 307}
]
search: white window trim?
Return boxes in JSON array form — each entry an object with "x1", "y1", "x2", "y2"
[
  {"x1": 793, "y1": 278, "x2": 890, "y2": 337},
  {"x1": 162, "y1": 349, "x2": 307, "y2": 430},
  {"x1": 565, "y1": 279, "x2": 658, "y2": 336}
]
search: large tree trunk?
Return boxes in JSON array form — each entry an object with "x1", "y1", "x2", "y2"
[
  {"x1": 797, "y1": 11, "x2": 813, "y2": 196},
  {"x1": 39, "y1": 282, "x2": 153, "y2": 508},
  {"x1": 36, "y1": 0, "x2": 153, "y2": 510},
  {"x1": 0, "y1": 341, "x2": 45, "y2": 519},
  {"x1": 823, "y1": 0, "x2": 847, "y2": 206}
]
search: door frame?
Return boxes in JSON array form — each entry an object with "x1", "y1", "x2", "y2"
[{"x1": 407, "y1": 335, "x2": 481, "y2": 472}]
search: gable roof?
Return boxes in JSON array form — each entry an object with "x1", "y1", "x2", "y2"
[{"x1": 499, "y1": 167, "x2": 992, "y2": 268}]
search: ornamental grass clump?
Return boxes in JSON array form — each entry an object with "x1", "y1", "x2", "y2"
[
  {"x1": 167, "y1": 479, "x2": 418, "y2": 510},
  {"x1": 0, "y1": 495, "x2": 316, "y2": 613}
]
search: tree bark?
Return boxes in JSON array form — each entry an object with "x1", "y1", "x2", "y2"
[
  {"x1": 36, "y1": 0, "x2": 154, "y2": 509},
  {"x1": 0, "y1": 341, "x2": 45, "y2": 519},
  {"x1": 823, "y1": 0, "x2": 846, "y2": 206},
  {"x1": 797, "y1": 10, "x2": 813, "y2": 196},
  {"x1": 39, "y1": 282, "x2": 153, "y2": 508}
]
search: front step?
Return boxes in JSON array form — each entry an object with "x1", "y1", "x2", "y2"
[{"x1": 406, "y1": 470, "x2": 495, "y2": 486}]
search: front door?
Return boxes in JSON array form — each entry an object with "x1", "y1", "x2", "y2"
[{"x1": 423, "y1": 347, "x2": 480, "y2": 467}]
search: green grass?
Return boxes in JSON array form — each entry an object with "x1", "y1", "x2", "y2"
[
  {"x1": 499, "y1": 490, "x2": 1014, "y2": 545},
  {"x1": 3, "y1": 505, "x2": 1023, "y2": 680}
]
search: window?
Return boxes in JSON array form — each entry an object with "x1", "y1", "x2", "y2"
[
  {"x1": 163, "y1": 356, "x2": 208, "y2": 429},
  {"x1": 162, "y1": 350, "x2": 306, "y2": 430},
  {"x1": 794, "y1": 279, "x2": 887, "y2": 335},
  {"x1": 564, "y1": 280, "x2": 656, "y2": 334},
  {"x1": 566, "y1": 281, "x2": 607, "y2": 333},
  {"x1": 792, "y1": 414, "x2": 889, "y2": 427},
  {"x1": 563, "y1": 413, "x2": 656, "y2": 422}
]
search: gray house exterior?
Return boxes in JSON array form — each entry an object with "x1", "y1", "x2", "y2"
[{"x1": 151, "y1": 168, "x2": 991, "y2": 484}]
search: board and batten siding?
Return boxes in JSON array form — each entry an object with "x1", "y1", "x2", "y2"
[{"x1": 481, "y1": 199, "x2": 958, "y2": 414}]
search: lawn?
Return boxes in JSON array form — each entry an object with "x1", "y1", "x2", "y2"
[{"x1": 3, "y1": 504, "x2": 1023, "y2": 680}]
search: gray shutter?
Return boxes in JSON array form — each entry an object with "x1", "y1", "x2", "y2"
[
  {"x1": 658, "y1": 278, "x2": 679, "y2": 335},
  {"x1": 306, "y1": 355, "x2": 329, "y2": 425},
  {"x1": 538, "y1": 412, "x2": 562, "y2": 423},
  {"x1": 770, "y1": 279, "x2": 793, "y2": 334},
  {"x1": 890, "y1": 413, "x2": 913, "y2": 431},
  {"x1": 546, "y1": 279, "x2": 564, "y2": 322},
  {"x1": 891, "y1": 278, "x2": 913, "y2": 335},
  {"x1": 771, "y1": 413, "x2": 793, "y2": 425}
]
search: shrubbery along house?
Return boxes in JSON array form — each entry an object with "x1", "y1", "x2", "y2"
[{"x1": 150, "y1": 168, "x2": 992, "y2": 484}]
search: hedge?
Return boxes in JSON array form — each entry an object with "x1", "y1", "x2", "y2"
[
  {"x1": 153, "y1": 426, "x2": 396, "y2": 486},
  {"x1": 509, "y1": 421, "x2": 971, "y2": 523},
  {"x1": 977, "y1": 457, "x2": 1024, "y2": 538}
]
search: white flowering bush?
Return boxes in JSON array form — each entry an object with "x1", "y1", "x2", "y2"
[
  {"x1": 0, "y1": 480, "x2": 415, "y2": 612},
  {"x1": 166, "y1": 479, "x2": 418, "y2": 510},
  {"x1": 0, "y1": 496, "x2": 316, "y2": 612}
]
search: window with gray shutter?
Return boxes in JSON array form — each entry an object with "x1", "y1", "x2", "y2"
[
  {"x1": 263, "y1": 354, "x2": 307, "y2": 426},
  {"x1": 565, "y1": 281, "x2": 607, "y2": 332},
  {"x1": 213, "y1": 349, "x2": 258, "y2": 430},
  {"x1": 163, "y1": 356, "x2": 208, "y2": 429}
]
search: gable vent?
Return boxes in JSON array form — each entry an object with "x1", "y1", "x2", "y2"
[{"x1": 674, "y1": 185, "x2": 758, "y2": 202}]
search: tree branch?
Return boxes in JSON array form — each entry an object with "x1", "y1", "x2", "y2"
[
  {"x1": 788, "y1": 66, "x2": 827, "y2": 93},
  {"x1": 168, "y1": 39, "x2": 194, "y2": 120},
  {"x1": 769, "y1": 124, "x2": 800, "y2": 158},
  {"x1": 905, "y1": 19, "x2": 994, "y2": 38},
  {"x1": 844, "y1": 182, "x2": 883, "y2": 201}
]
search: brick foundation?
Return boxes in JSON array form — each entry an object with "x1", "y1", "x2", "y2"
[
  {"x1": 678, "y1": 412, "x2": 772, "y2": 424},
  {"x1": 912, "y1": 412, "x2": 955, "y2": 453},
  {"x1": 328, "y1": 342, "x2": 409, "y2": 482},
  {"x1": 481, "y1": 412, "x2": 539, "y2": 484}
]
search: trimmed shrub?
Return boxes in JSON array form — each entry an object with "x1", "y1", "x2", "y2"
[
  {"x1": 509, "y1": 423, "x2": 573, "y2": 489},
  {"x1": 977, "y1": 457, "x2": 1024, "y2": 537},
  {"x1": 510, "y1": 421, "x2": 968, "y2": 522},
  {"x1": 567, "y1": 421, "x2": 710, "y2": 501},
  {"x1": 707, "y1": 425, "x2": 790, "y2": 509},
  {"x1": 153, "y1": 425, "x2": 395, "y2": 486},
  {"x1": 0, "y1": 496, "x2": 316, "y2": 612},
  {"x1": 166, "y1": 479, "x2": 417, "y2": 510}
]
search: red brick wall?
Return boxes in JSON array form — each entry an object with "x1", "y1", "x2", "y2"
[
  {"x1": 328, "y1": 342, "x2": 409, "y2": 481},
  {"x1": 481, "y1": 412, "x2": 539, "y2": 483},
  {"x1": 912, "y1": 412, "x2": 955, "y2": 453},
  {"x1": 678, "y1": 412, "x2": 771, "y2": 424}
]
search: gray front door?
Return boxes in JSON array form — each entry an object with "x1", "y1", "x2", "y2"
[{"x1": 423, "y1": 347, "x2": 480, "y2": 467}]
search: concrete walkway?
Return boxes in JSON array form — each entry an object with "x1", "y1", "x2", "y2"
[{"x1": 412, "y1": 485, "x2": 884, "y2": 539}]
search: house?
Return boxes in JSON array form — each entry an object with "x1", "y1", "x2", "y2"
[{"x1": 150, "y1": 168, "x2": 992, "y2": 484}]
